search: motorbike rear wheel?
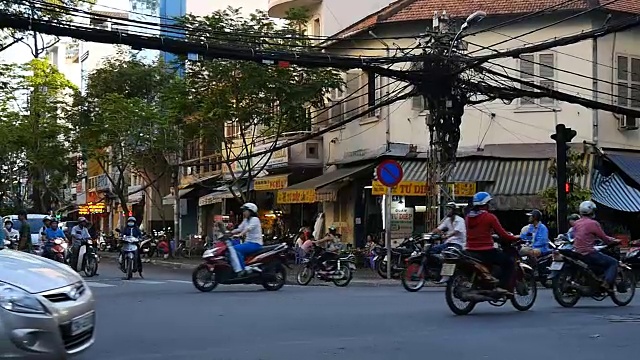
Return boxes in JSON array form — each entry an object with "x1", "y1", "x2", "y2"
[
  {"x1": 192, "y1": 264, "x2": 218, "y2": 292},
  {"x1": 333, "y1": 264, "x2": 353, "y2": 287},
  {"x1": 552, "y1": 269, "x2": 581, "y2": 308},
  {"x1": 401, "y1": 263, "x2": 426, "y2": 292},
  {"x1": 296, "y1": 266, "x2": 314, "y2": 286},
  {"x1": 445, "y1": 273, "x2": 476, "y2": 316},
  {"x1": 262, "y1": 263, "x2": 286, "y2": 291},
  {"x1": 611, "y1": 268, "x2": 636, "y2": 306}
]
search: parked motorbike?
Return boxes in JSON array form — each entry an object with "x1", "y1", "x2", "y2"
[
  {"x1": 49, "y1": 238, "x2": 68, "y2": 264},
  {"x1": 97, "y1": 232, "x2": 108, "y2": 252},
  {"x1": 77, "y1": 238, "x2": 99, "y2": 277},
  {"x1": 440, "y1": 236, "x2": 537, "y2": 315},
  {"x1": 192, "y1": 229, "x2": 290, "y2": 292},
  {"x1": 622, "y1": 240, "x2": 640, "y2": 280},
  {"x1": 118, "y1": 236, "x2": 141, "y2": 280},
  {"x1": 549, "y1": 242, "x2": 636, "y2": 307},
  {"x1": 375, "y1": 237, "x2": 423, "y2": 279},
  {"x1": 400, "y1": 233, "x2": 449, "y2": 292},
  {"x1": 296, "y1": 244, "x2": 355, "y2": 287},
  {"x1": 140, "y1": 235, "x2": 158, "y2": 258}
]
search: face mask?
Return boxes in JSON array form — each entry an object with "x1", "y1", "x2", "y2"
[{"x1": 127, "y1": 222, "x2": 135, "y2": 227}]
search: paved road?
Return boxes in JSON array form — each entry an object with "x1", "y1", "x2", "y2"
[{"x1": 78, "y1": 261, "x2": 639, "y2": 360}]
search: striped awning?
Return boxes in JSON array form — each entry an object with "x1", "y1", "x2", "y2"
[
  {"x1": 592, "y1": 171, "x2": 640, "y2": 212},
  {"x1": 398, "y1": 158, "x2": 500, "y2": 183},
  {"x1": 488, "y1": 155, "x2": 593, "y2": 196}
]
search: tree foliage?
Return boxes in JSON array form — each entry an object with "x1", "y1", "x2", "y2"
[
  {"x1": 539, "y1": 150, "x2": 592, "y2": 228},
  {"x1": 0, "y1": 59, "x2": 77, "y2": 213},
  {"x1": 177, "y1": 7, "x2": 343, "y2": 200},
  {"x1": 72, "y1": 53, "x2": 187, "y2": 214}
]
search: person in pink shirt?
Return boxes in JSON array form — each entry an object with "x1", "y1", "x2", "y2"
[{"x1": 572, "y1": 201, "x2": 621, "y2": 291}]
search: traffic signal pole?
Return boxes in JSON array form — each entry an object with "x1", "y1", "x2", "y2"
[{"x1": 551, "y1": 124, "x2": 576, "y2": 234}]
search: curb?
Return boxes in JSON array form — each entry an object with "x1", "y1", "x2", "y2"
[{"x1": 98, "y1": 252, "x2": 426, "y2": 288}]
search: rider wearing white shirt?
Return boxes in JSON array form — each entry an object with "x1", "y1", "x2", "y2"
[
  {"x1": 432, "y1": 202, "x2": 466, "y2": 251},
  {"x1": 230, "y1": 203, "x2": 263, "y2": 274}
]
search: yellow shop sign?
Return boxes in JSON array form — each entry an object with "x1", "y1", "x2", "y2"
[
  {"x1": 277, "y1": 189, "x2": 316, "y2": 204},
  {"x1": 371, "y1": 181, "x2": 477, "y2": 197},
  {"x1": 254, "y1": 175, "x2": 288, "y2": 191}
]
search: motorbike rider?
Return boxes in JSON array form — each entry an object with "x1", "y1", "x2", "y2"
[
  {"x1": 431, "y1": 202, "x2": 466, "y2": 253},
  {"x1": 566, "y1": 213, "x2": 580, "y2": 241},
  {"x1": 573, "y1": 201, "x2": 621, "y2": 292},
  {"x1": 122, "y1": 216, "x2": 144, "y2": 277},
  {"x1": 43, "y1": 219, "x2": 65, "y2": 260},
  {"x1": 3, "y1": 219, "x2": 19, "y2": 248},
  {"x1": 465, "y1": 191, "x2": 519, "y2": 294},
  {"x1": 314, "y1": 225, "x2": 341, "y2": 271},
  {"x1": 519, "y1": 209, "x2": 550, "y2": 259},
  {"x1": 39, "y1": 215, "x2": 52, "y2": 243},
  {"x1": 230, "y1": 203, "x2": 263, "y2": 275},
  {"x1": 70, "y1": 217, "x2": 91, "y2": 271}
]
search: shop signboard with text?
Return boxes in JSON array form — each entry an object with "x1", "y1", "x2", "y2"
[
  {"x1": 253, "y1": 142, "x2": 289, "y2": 170},
  {"x1": 372, "y1": 181, "x2": 476, "y2": 197},
  {"x1": 253, "y1": 175, "x2": 288, "y2": 191},
  {"x1": 390, "y1": 207, "x2": 413, "y2": 239},
  {"x1": 277, "y1": 189, "x2": 315, "y2": 204},
  {"x1": 79, "y1": 202, "x2": 107, "y2": 215}
]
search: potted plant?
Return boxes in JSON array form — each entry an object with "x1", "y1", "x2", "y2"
[{"x1": 611, "y1": 224, "x2": 631, "y2": 248}]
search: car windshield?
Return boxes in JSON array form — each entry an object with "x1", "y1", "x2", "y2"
[{"x1": 12, "y1": 219, "x2": 47, "y2": 234}]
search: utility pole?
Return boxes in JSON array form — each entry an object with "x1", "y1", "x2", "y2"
[
  {"x1": 551, "y1": 124, "x2": 576, "y2": 234},
  {"x1": 172, "y1": 169, "x2": 180, "y2": 257}
]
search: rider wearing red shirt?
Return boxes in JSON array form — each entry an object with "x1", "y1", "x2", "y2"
[{"x1": 465, "y1": 191, "x2": 519, "y2": 293}]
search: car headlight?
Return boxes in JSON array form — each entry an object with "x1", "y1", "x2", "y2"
[{"x1": 0, "y1": 282, "x2": 46, "y2": 314}]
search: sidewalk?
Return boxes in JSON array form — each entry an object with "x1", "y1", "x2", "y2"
[{"x1": 98, "y1": 252, "x2": 445, "y2": 288}]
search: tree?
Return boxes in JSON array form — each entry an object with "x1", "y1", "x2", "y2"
[
  {"x1": 539, "y1": 150, "x2": 591, "y2": 229},
  {"x1": 178, "y1": 7, "x2": 343, "y2": 202},
  {"x1": 0, "y1": 59, "x2": 77, "y2": 213},
  {"x1": 72, "y1": 52, "x2": 187, "y2": 217}
]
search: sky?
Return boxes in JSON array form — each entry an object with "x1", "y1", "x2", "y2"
[{"x1": 0, "y1": 0, "x2": 268, "y2": 65}]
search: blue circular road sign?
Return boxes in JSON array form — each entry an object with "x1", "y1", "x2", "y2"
[{"x1": 376, "y1": 160, "x2": 404, "y2": 187}]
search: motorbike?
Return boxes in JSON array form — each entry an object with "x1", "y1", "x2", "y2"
[
  {"x1": 296, "y1": 244, "x2": 356, "y2": 287},
  {"x1": 440, "y1": 236, "x2": 537, "y2": 315},
  {"x1": 400, "y1": 233, "x2": 450, "y2": 292},
  {"x1": 118, "y1": 236, "x2": 142, "y2": 280},
  {"x1": 77, "y1": 238, "x2": 99, "y2": 277},
  {"x1": 97, "y1": 232, "x2": 108, "y2": 251},
  {"x1": 49, "y1": 238, "x2": 68, "y2": 264},
  {"x1": 139, "y1": 234, "x2": 158, "y2": 258},
  {"x1": 192, "y1": 230, "x2": 290, "y2": 292},
  {"x1": 622, "y1": 240, "x2": 640, "y2": 280},
  {"x1": 375, "y1": 237, "x2": 423, "y2": 279},
  {"x1": 548, "y1": 242, "x2": 636, "y2": 307},
  {"x1": 4, "y1": 234, "x2": 19, "y2": 250},
  {"x1": 518, "y1": 239, "x2": 556, "y2": 288}
]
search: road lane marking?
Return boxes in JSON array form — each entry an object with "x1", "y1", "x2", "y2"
[
  {"x1": 86, "y1": 282, "x2": 117, "y2": 288},
  {"x1": 166, "y1": 280, "x2": 191, "y2": 284},
  {"x1": 131, "y1": 280, "x2": 165, "y2": 285}
]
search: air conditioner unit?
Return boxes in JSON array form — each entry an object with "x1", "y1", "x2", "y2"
[{"x1": 618, "y1": 115, "x2": 639, "y2": 130}]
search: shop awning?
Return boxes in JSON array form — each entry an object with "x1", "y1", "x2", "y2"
[
  {"x1": 278, "y1": 163, "x2": 373, "y2": 204},
  {"x1": 162, "y1": 188, "x2": 195, "y2": 205},
  {"x1": 592, "y1": 171, "x2": 640, "y2": 212},
  {"x1": 488, "y1": 155, "x2": 593, "y2": 196},
  {"x1": 199, "y1": 191, "x2": 233, "y2": 207},
  {"x1": 451, "y1": 158, "x2": 501, "y2": 182},
  {"x1": 605, "y1": 152, "x2": 640, "y2": 188}
]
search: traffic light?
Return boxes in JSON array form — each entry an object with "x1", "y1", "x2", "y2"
[{"x1": 565, "y1": 182, "x2": 573, "y2": 194}]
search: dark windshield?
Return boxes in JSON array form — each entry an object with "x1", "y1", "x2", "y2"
[{"x1": 13, "y1": 219, "x2": 46, "y2": 234}]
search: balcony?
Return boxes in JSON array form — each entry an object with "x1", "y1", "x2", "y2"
[
  {"x1": 268, "y1": 0, "x2": 321, "y2": 18},
  {"x1": 181, "y1": 153, "x2": 224, "y2": 186},
  {"x1": 253, "y1": 131, "x2": 323, "y2": 170}
]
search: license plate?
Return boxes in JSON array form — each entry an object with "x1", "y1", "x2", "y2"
[
  {"x1": 549, "y1": 262, "x2": 564, "y2": 271},
  {"x1": 71, "y1": 312, "x2": 94, "y2": 336},
  {"x1": 440, "y1": 263, "x2": 456, "y2": 276}
]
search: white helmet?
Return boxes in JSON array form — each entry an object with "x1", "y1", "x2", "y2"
[
  {"x1": 241, "y1": 202, "x2": 258, "y2": 214},
  {"x1": 579, "y1": 200, "x2": 596, "y2": 216}
]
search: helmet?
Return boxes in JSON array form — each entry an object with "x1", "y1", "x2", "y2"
[
  {"x1": 567, "y1": 213, "x2": 580, "y2": 221},
  {"x1": 4, "y1": 219, "x2": 12, "y2": 225},
  {"x1": 127, "y1": 216, "x2": 136, "y2": 222},
  {"x1": 527, "y1": 209, "x2": 542, "y2": 221},
  {"x1": 445, "y1": 202, "x2": 457, "y2": 209},
  {"x1": 240, "y1": 202, "x2": 258, "y2": 214},
  {"x1": 579, "y1": 201, "x2": 597, "y2": 216},
  {"x1": 50, "y1": 218, "x2": 58, "y2": 224},
  {"x1": 472, "y1": 191, "x2": 493, "y2": 206},
  {"x1": 43, "y1": 215, "x2": 52, "y2": 223},
  {"x1": 78, "y1": 217, "x2": 87, "y2": 223}
]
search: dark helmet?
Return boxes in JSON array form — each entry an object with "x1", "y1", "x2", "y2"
[{"x1": 527, "y1": 209, "x2": 542, "y2": 221}]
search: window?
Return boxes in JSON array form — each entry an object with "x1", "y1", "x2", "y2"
[
  {"x1": 616, "y1": 55, "x2": 640, "y2": 108},
  {"x1": 326, "y1": 70, "x2": 380, "y2": 125},
  {"x1": 518, "y1": 53, "x2": 556, "y2": 106},
  {"x1": 224, "y1": 121, "x2": 240, "y2": 138},
  {"x1": 48, "y1": 47, "x2": 59, "y2": 68},
  {"x1": 306, "y1": 142, "x2": 319, "y2": 159},
  {"x1": 312, "y1": 18, "x2": 321, "y2": 37}
]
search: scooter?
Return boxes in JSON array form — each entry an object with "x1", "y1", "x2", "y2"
[
  {"x1": 77, "y1": 238, "x2": 99, "y2": 277},
  {"x1": 49, "y1": 238, "x2": 68, "y2": 264},
  {"x1": 118, "y1": 236, "x2": 142, "y2": 280}
]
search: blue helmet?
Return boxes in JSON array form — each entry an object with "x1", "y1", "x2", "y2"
[{"x1": 472, "y1": 191, "x2": 493, "y2": 206}]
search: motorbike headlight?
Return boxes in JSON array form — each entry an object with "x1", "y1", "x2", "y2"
[
  {"x1": 0, "y1": 282, "x2": 46, "y2": 314},
  {"x1": 86, "y1": 239, "x2": 93, "y2": 244}
]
